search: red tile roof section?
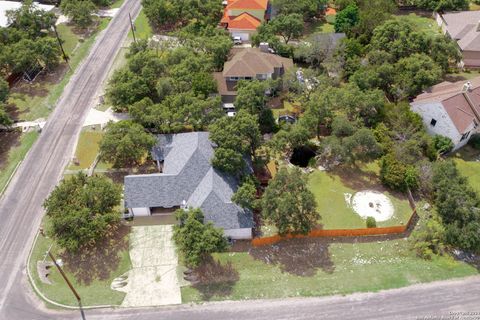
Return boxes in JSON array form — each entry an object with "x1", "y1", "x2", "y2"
[
  {"x1": 413, "y1": 78, "x2": 480, "y2": 133},
  {"x1": 228, "y1": 0, "x2": 268, "y2": 10},
  {"x1": 228, "y1": 12, "x2": 261, "y2": 30}
]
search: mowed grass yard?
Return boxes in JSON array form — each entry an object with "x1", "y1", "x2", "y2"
[
  {"x1": 394, "y1": 13, "x2": 440, "y2": 36},
  {"x1": 131, "y1": 9, "x2": 152, "y2": 40},
  {"x1": 29, "y1": 218, "x2": 132, "y2": 307},
  {"x1": 308, "y1": 163, "x2": 413, "y2": 229},
  {"x1": 181, "y1": 237, "x2": 477, "y2": 302},
  {"x1": 67, "y1": 126, "x2": 112, "y2": 171},
  {"x1": 0, "y1": 131, "x2": 39, "y2": 193},
  {"x1": 451, "y1": 145, "x2": 480, "y2": 194}
]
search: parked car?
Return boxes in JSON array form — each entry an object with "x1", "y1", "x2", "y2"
[{"x1": 233, "y1": 36, "x2": 242, "y2": 45}]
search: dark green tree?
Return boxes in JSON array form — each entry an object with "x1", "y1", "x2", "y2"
[
  {"x1": 43, "y1": 173, "x2": 121, "y2": 252},
  {"x1": 100, "y1": 120, "x2": 157, "y2": 168},
  {"x1": 173, "y1": 208, "x2": 228, "y2": 268},
  {"x1": 334, "y1": 4, "x2": 359, "y2": 34},
  {"x1": 270, "y1": 14, "x2": 304, "y2": 44},
  {"x1": 61, "y1": 0, "x2": 97, "y2": 29},
  {"x1": 260, "y1": 167, "x2": 319, "y2": 235}
]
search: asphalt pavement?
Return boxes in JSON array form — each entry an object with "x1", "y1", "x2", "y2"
[
  {"x1": 0, "y1": 0, "x2": 479, "y2": 319},
  {"x1": 0, "y1": 0, "x2": 141, "y2": 318}
]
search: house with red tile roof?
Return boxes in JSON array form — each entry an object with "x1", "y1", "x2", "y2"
[
  {"x1": 220, "y1": 0, "x2": 270, "y2": 41},
  {"x1": 411, "y1": 78, "x2": 480, "y2": 150}
]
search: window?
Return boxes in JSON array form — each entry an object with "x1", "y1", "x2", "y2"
[
  {"x1": 460, "y1": 131, "x2": 471, "y2": 141},
  {"x1": 430, "y1": 118, "x2": 437, "y2": 126}
]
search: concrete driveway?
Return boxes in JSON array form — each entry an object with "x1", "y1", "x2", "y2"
[{"x1": 112, "y1": 225, "x2": 182, "y2": 307}]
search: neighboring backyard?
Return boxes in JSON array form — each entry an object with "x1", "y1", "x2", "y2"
[
  {"x1": 308, "y1": 163, "x2": 413, "y2": 229},
  {"x1": 181, "y1": 236, "x2": 477, "y2": 302}
]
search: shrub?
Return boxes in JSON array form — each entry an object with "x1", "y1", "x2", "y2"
[
  {"x1": 468, "y1": 133, "x2": 480, "y2": 150},
  {"x1": 432, "y1": 135, "x2": 454, "y2": 155},
  {"x1": 366, "y1": 216, "x2": 377, "y2": 228}
]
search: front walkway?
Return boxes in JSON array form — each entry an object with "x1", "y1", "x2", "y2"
[{"x1": 112, "y1": 225, "x2": 182, "y2": 307}]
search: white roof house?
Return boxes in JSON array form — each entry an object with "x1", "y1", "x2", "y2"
[{"x1": 0, "y1": 1, "x2": 55, "y2": 28}]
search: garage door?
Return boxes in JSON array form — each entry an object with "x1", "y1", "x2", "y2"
[{"x1": 232, "y1": 32, "x2": 249, "y2": 41}]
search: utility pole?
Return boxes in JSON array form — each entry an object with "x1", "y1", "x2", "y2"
[
  {"x1": 129, "y1": 13, "x2": 137, "y2": 44},
  {"x1": 42, "y1": 229, "x2": 85, "y2": 319},
  {"x1": 52, "y1": 25, "x2": 71, "y2": 70}
]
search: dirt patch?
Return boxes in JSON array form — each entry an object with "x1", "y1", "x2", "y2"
[
  {"x1": 188, "y1": 256, "x2": 240, "y2": 300},
  {"x1": 0, "y1": 130, "x2": 22, "y2": 169},
  {"x1": 61, "y1": 225, "x2": 130, "y2": 285},
  {"x1": 249, "y1": 238, "x2": 335, "y2": 277}
]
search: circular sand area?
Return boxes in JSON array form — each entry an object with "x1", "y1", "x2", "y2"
[{"x1": 351, "y1": 191, "x2": 394, "y2": 222}]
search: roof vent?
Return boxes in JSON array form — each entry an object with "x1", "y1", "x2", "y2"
[{"x1": 463, "y1": 81, "x2": 472, "y2": 92}]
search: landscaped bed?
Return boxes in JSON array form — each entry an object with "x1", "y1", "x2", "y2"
[
  {"x1": 181, "y1": 237, "x2": 477, "y2": 302},
  {"x1": 308, "y1": 163, "x2": 413, "y2": 229}
]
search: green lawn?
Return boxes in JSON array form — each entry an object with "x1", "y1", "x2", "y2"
[
  {"x1": 29, "y1": 218, "x2": 131, "y2": 307},
  {"x1": 308, "y1": 164, "x2": 413, "y2": 229},
  {"x1": 181, "y1": 238, "x2": 477, "y2": 302},
  {"x1": 470, "y1": 1, "x2": 480, "y2": 10},
  {"x1": 110, "y1": 0, "x2": 125, "y2": 8},
  {"x1": 131, "y1": 9, "x2": 152, "y2": 40},
  {"x1": 304, "y1": 18, "x2": 335, "y2": 36},
  {"x1": 272, "y1": 101, "x2": 298, "y2": 119},
  {"x1": 451, "y1": 146, "x2": 480, "y2": 194},
  {"x1": 68, "y1": 129, "x2": 103, "y2": 170},
  {"x1": 56, "y1": 24, "x2": 79, "y2": 55},
  {"x1": 394, "y1": 14, "x2": 440, "y2": 36},
  {"x1": 0, "y1": 131, "x2": 39, "y2": 194}
]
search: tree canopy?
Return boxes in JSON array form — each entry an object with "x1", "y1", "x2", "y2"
[
  {"x1": 61, "y1": 0, "x2": 97, "y2": 29},
  {"x1": 173, "y1": 208, "x2": 228, "y2": 267},
  {"x1": 43, "y1": 173, "x2": 121, "y2": 252},
  {"x1": 260, "y1": 167, "x2": 319, "y2": 235},
  {"x1": 99, "y1": 120, "x2": 157, "y2": 168}
]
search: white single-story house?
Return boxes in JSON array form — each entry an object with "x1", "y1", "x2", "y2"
[
  {"x1": 411, "y1": 78, "x2": 480, "y2": 150},
  {"x1": 123, "y1": 132, "x2": 254, "y2": 240}
]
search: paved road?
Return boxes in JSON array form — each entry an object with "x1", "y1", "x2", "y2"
[
  {"x1": 0, "y1": 0, "x2": 141, "y2": 318},
  {"x1": 0, "y1": 0, "x2": 479, "y2": 319}
]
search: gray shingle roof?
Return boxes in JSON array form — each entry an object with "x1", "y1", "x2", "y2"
[{"x1": 124, "y1": 132, "x2": 253, "y2": 230}]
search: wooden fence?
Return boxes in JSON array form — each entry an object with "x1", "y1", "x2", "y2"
[{"x1": 252, "y1": 189, "x2": 418, "y2": 247}]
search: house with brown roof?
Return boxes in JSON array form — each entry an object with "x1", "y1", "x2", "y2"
[
  {"x1": 411, "y1": 78, "x2": 480, "y2": 150},
  {"x1": 214, "y1": 45, "x2": 294, "y2": 103},
  {"x1": 436, "y1": 11, "x2": 480, "y2": 68},
  {"x1": 220, "y1": 0, "x2": 270, "y2": 41}
]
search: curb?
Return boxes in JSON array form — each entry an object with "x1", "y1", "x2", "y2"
[{"x1": 0, "y1": 160, "x2": 22, "y2": 199}]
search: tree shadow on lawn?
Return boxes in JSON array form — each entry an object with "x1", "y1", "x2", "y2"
[
  {"x1": 332, "y1": 165, "x2": 409, "y2": 201},
  {"x1": 189, "y1": 256, "x2": 240, "y2": 300},
  {"x1": 60, "y1": 225, "x2": 130, "y2": 285},
  {"x1": 331, "y1": 165, "x2": 383, "y2": 192},
  {"x1": 249, "y1": 238, "x2": 335, "y2": 277}
]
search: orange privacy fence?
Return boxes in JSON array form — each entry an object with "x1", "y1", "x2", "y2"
[{"x1": 252, "y1": 209, "x2": 417, "y2": 247}]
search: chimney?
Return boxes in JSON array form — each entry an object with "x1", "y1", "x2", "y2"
[
  {"x1": 462, "y1": 81, "x2": 472, "y2": 92},
  {"x1": 259, "y1": 42, "x2": 269, "y2": 53},
  {"x1": 477, "y1": 20, "x2": 480, "y2": 32}
]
